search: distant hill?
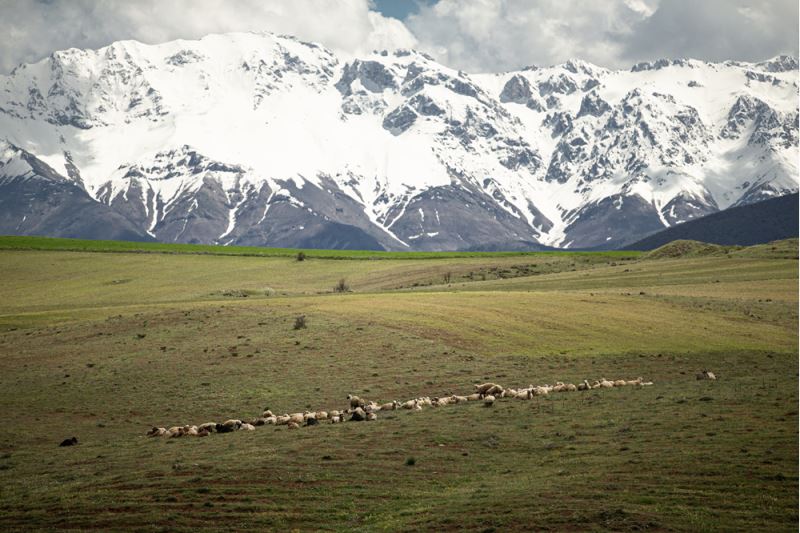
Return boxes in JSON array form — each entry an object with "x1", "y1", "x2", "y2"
[{"x1": 623, "y1": 193, "x2": 798, "y2": 250}]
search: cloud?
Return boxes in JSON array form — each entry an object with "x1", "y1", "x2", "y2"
[
  {"x1": 405, "y1": 0, "x2": 799, "y2": 71},
  {"x1": 0, "y1": 0, "x2": 796, "y2": 74},
  {"x1": 621, "y1": 0, "x2": 799, "y2": 65},
  {"x1": 0, "y1": 0, "x2": 417, "y2": 73}
]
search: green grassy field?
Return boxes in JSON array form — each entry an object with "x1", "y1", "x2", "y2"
[{"x1": 0, "y1": 237, "x2": 796, "y2": 531}]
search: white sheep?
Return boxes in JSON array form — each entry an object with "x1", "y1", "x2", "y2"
[
  {"x1": 240, "y1": 423, "x2": 256, "y2": 431},
  {"x1": 697, "y1": 370, "x2": 716, "y2": 381},
  {"x1": 287, "y1": 421, "x2": 300, "y2": 430},
  {"x1": 198, "y1": 422, "x2": 217, "y2": 432},
  {"x1": 484, "y1": 395, "x2": 496, "y2": 407},
  {"x1": 146, "y1": 427, "x2": 167, "y2": 437},
  {"x1": 402, "y1": 399, "x2": 418, "y2": 410},
  {"x1": 366, "y1": 412, "x2": 377, "y2": 421},
  {"x1": 433, "y1": 397, "x2": 450, "y2": 407},
  {"x1": 380, "y1": 401, "x2": 398, "y2": 411},
  {"x1": 262, "y1": 409, "x2": 274, "y2": 418}
]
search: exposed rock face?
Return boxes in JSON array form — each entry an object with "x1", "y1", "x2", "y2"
[
  {"x1": 0, "y1": 33, "x2": 797, "y2": 250},
  {"x1": 0, "y1": 141, "x2": 152, "y2": 241}
]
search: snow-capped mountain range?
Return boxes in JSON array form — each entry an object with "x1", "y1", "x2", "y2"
[{"x1": 0, "y1": 32, "x2": 797, "y2": 250}]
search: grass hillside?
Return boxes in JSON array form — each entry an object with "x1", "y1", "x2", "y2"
[{"x1": 0, "y1": 236, "x2": 796, "y2": 531}]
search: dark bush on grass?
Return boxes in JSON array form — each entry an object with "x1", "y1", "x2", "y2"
[
  {"x1": 333, "y1": 278, "x2": 350, "y2": 293},
  {"x1": 293, "y1": 315, "x2": 307, "y2": 330}
]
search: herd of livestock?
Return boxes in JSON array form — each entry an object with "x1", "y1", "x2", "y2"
[{"x1": 146, "y1": 377, "x2": 655, "y2": 438}]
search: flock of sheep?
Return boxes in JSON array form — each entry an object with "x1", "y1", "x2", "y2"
[{"x1": 146, "y1": 377, "x2": 653, "y2": 439}]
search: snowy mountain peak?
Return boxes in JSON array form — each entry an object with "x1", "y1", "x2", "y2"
[{"x1": 0, "y1": 32, "x2": 797, "y2": 250}]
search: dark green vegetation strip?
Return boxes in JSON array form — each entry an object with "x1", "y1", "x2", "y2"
[{"x1": 0, "y1": 235, "x2": 642, "y2": 260}]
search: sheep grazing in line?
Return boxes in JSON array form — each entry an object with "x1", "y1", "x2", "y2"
[
  {"x1": 432, "y1": 397, "x2": 450, "y2": 407},
  {"x1": 166, "y1": 426, "x2": 183, "y2": 438},
  {"x1": 474, "y1": 383, "x2": 502, "y2": 395},
  {"x1": 347, "y1": 394, "x2": 366, "y2": 409},
  {"x1": 380, "y1": 401, "x2": 398, "y2": 411},
  {"x1": 216, "y1": 420, "x2": 241, "y2": 433},
  {"x1": 402, "y1": 399, "x2": 418, "y2": 410},
  {"x1": 147, "y1": 375, "x2": 656, "y2": 439},
  {"x1": 146, "y1": 427, "x2": 167, "y2": 437},
  {"x1": 696, "y1": 370, "x2": 717, "y2": 381}
]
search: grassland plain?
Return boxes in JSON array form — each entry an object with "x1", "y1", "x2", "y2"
[{"x1": 0, "y1": 238, "x2": 796, "y2": 531}]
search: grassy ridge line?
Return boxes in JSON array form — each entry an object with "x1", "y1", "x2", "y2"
[{"x1": 0, "y1": 235, "x2": 642, "y2": 260}]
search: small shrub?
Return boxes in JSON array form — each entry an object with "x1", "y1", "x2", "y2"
[
  {"x1": 296, "y1": 252, "x2": 306, "y2": 262},
  {"x1": 293, "y1": 315, "x2": 307, "y2": 330},
  {"x1": 405, "y1": 456, "x2": 416, "y2": 466},
  {"x1": 333, "y1": 278, "x2": 350, "y2": 293}
]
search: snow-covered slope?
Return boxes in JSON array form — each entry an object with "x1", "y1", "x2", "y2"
[{"x1": 0, "y1": 33, "x2": 796, "y2": 249}]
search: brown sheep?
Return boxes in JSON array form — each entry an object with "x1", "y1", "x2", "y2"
[{"x1": 347, "y1": 394, "x2": 366, "y2": 409}]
